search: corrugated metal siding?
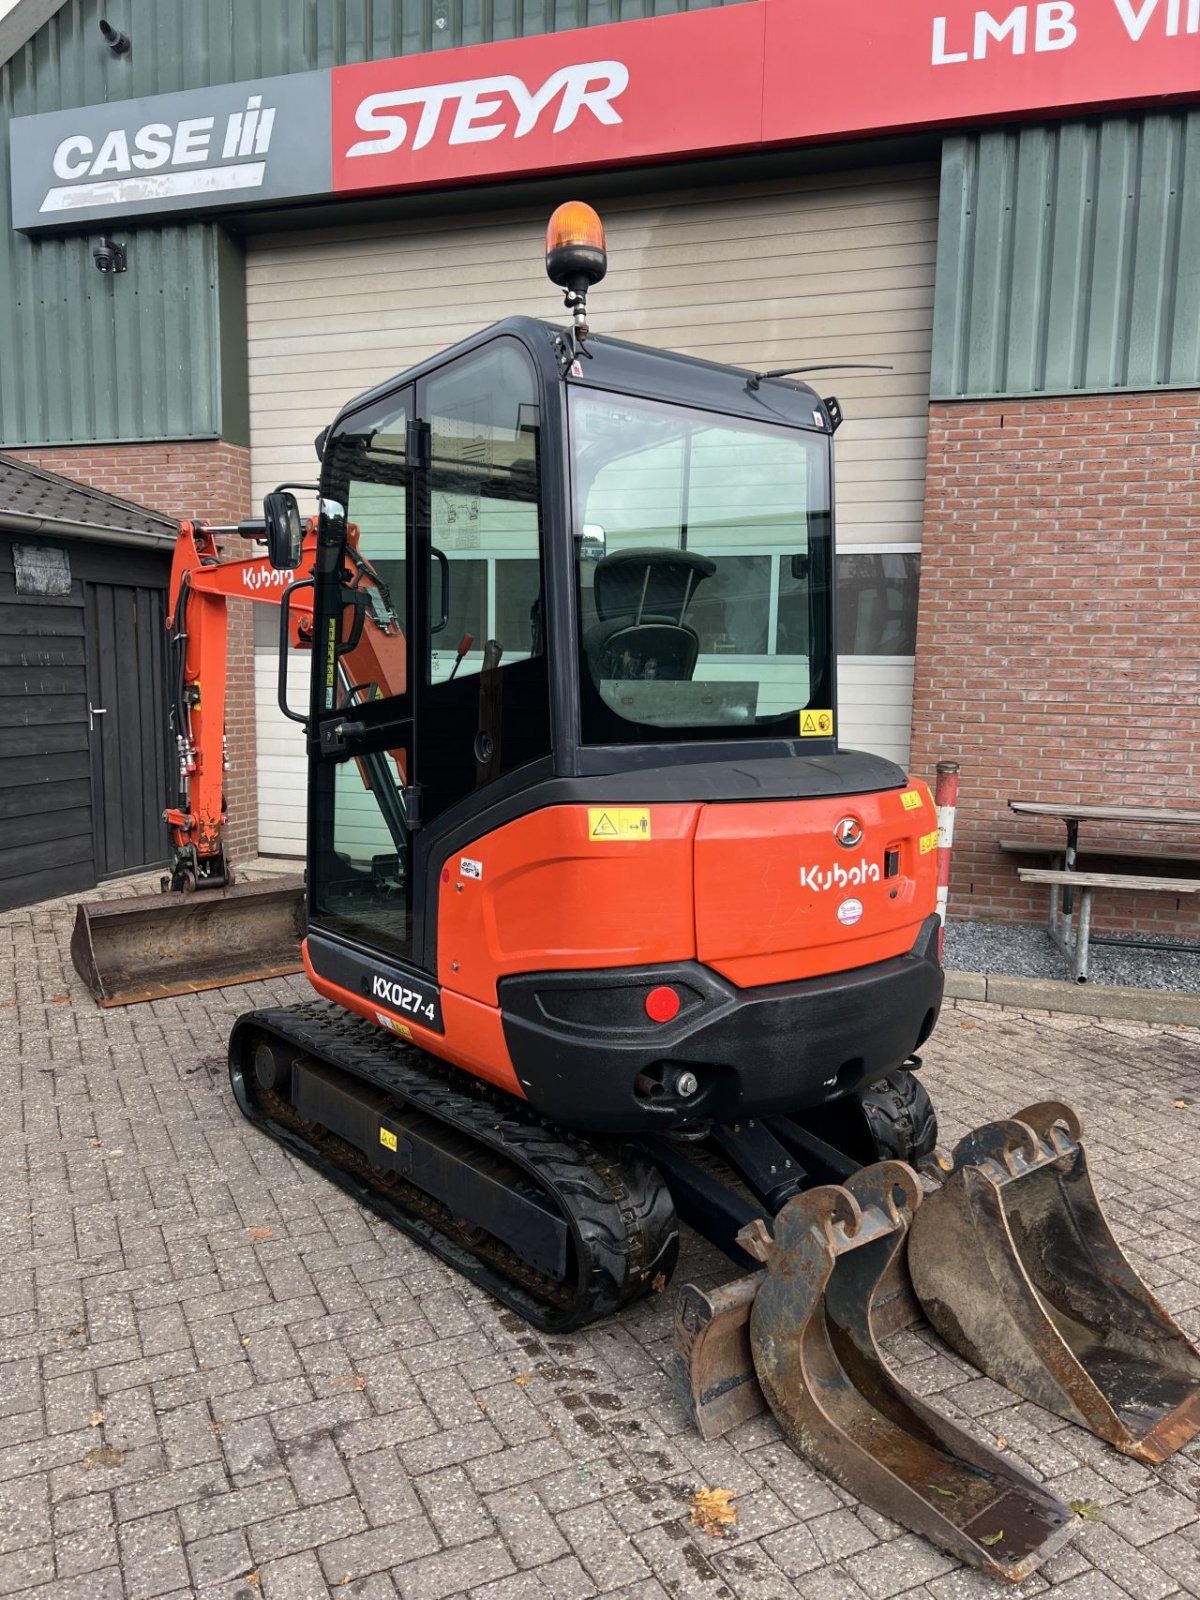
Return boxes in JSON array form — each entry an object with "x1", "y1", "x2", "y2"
[
  {"x1": 1, "y1": 0, "x2": 751, "y2": 447},
  {"x1": 246, "y1": 164, "x2": 938, "y2": 844},
  {"x1": 932, "y1": 113, "x2": 1200, "y2": 400}
]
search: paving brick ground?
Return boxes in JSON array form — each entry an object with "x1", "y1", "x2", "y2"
[{"x1": 3, "y1": 874, "x2": 1200, "y2": 1600}]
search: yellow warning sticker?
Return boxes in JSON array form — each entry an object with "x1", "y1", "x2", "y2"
[
  {"x1": 379, "y1": 1126, "x2": 398, "y2": 1152},
  {"x1": 919, "y1": 830, "x2": 939, "y2": 854},
  {"x1": 799, "y1": 710, "x2": 834, "y2": 738},
  {"x1": 901, "y1": 790, "x2": 923, "y2": 811},
  {"x1": 588, "y1": 807, "x2": 652, "y2": 842},
  {"x1": 374, "y1": 1011, "x2": 412, "y2": 1041}
]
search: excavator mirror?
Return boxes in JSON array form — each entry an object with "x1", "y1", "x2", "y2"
[{"x1": 264, "y1": 491, "x2": 304, "y2": 570}]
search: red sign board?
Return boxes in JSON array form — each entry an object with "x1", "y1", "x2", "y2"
[
  {"x1": 13, "y1": 0, "x2": 1200, "y2": 232},
  {"x1": 331, "y1": 0, "x2": 1200, "y2": 199},
  {"x1": 330, "y1": 5, "x2": 766, "y2": 196},
  {"x1": 763, "y1": 1, "x2": 1200, "y2": 146}
]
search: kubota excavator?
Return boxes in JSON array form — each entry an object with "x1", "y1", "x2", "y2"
[{"x1": 87, "y1": 204, "x2": 1200, "y2": 1578}]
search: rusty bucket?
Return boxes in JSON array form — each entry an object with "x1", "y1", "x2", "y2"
[
  {"x1": 70, "y1": 879, "x2": 305, "y2": 1006},
  {"x1": 908, "y1": 1101, "x2": 1200, "y2": 1464},
  {"x1": 678, "y1": 1162, "x2": 1077, "y2": 1582}
]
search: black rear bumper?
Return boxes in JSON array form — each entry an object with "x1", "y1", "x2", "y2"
[{"x1": 500, "y1": 916, "x2": 944, "y2": 1133}]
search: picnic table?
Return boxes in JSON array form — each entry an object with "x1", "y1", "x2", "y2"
[{"x1": 1006, "y1": 801, "x2": 1200, "y2": 982}]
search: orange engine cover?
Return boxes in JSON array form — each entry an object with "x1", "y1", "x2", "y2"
[
  {"x1": 436, "y1": 784, "x2": 938, "y2": 1003},
  {"x1": 693, "y1": 783, "x2": 938, "y2": 985}
]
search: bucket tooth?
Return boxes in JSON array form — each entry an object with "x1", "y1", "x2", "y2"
[
  {"x1": 70, "y1": 880, "x2": 305, "y2": 1006},
  {"x1": 746, "y1": 1161, "x2": 1077, "y2": 1582},
  {"x1": 908, "y1": 1100, "x2": 1200, "y2": 1464}
]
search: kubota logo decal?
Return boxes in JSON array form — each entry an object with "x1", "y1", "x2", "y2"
[
  {"x1": 834, "y1": 817, "x2": 864, "y2": 850},
  {"x1": 799, "y1": 859, "x2": 881, "y2": 892},
  {"x1": 240, "y1": 564, "x2": 292, "y2": 593}
]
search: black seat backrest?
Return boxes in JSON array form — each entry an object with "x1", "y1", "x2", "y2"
[{"x1": 592, "y1": 547, "x2": 717, "y2": 624}]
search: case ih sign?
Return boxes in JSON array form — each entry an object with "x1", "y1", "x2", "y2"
[{"x1": 10, "y1": 0, "x2": 1200, "y2": 231}]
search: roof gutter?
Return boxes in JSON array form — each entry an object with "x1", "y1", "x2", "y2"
[{"x1": 0, "y1": 508, "x2": 176, "y2": 551}]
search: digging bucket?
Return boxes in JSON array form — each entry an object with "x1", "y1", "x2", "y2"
[
  {"x1": 70, "y1": 879, "x2": 306, "y2": 1006},
  {"x1": 680, "y1": 1162, "x2": 1077, "y2": 1582},
  {"x1": 908, "y1": 1100, "x2": 1200, "y2": 1464}
]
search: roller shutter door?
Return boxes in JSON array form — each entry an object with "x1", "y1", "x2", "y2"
[{"x1": 246, "y1": 163, "x2": 938, "y2": 855}]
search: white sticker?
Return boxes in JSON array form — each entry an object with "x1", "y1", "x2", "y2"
[
  {"x1": 837, "y1": 898, "x2": 864, "y2": 927},
  {"x1": 459, "y1": 857, "x2": 483, "y2": 880}
]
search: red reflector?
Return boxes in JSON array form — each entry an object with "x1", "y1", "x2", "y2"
[{"x1": 645, "y1": 986, "x2": 681, "y2": 1024}]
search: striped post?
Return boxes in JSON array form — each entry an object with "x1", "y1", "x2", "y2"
[{"x1": 934, "y1": 761, "x2": 960, "y2": 961}]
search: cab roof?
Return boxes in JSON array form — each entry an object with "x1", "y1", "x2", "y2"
[{"x1": 327, "y1": 315, "x2": 833, "y2": 443}]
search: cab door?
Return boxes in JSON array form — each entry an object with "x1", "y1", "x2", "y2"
[
  {"x1": 307, "y1": 385, "x2": 419, "y2": 971},
  {"x1": 306, "y1": 338, "x2": 553, "y2": 998}
]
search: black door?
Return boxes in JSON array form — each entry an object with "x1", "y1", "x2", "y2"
[
  {"x1": 84, "y1": 577, "x2": 170, "y2": 879},
  {"x1": 0, "y1": 536, "x2": 94, "y2": 909}
]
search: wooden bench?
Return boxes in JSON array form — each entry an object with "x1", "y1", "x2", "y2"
[
  {"x1": 1017, "y1": 866, "x2": 1200, "y2": 983},
  {"x1": 1000, "y1": 837, "x2": 1200, "y2": 866}
]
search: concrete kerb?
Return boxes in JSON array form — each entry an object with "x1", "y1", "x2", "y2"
[{"x1": 945, "y1": 967, "x2": 1200, "y2": 1026}]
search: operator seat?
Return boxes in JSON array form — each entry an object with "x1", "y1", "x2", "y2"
[{"x1": 584, "y1": 548, "x2": 716, "y2": 682}]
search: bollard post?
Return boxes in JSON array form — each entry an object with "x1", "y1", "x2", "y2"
[{"x1": 934, "y1": 761, "x2": 960, "y2": 962}]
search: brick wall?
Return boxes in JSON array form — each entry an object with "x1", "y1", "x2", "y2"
[
  {"x1": 910, "y1": 392, "x2": 1200, "y2": 934},
  {"x1": 12, "y1": 440, "x2": 260, "y2": 864}
]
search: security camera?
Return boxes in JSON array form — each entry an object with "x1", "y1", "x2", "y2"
[
  {"x1": 99, "y1": 19, "x2": 131, "y2": 54},
  {"x1": 92, "y1": 238, "x2": 127, "y2": 274}
]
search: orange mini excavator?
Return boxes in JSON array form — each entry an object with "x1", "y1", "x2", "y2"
[{"x1": 107, "y1": 205, "x2": 1200, "y2": 1578}]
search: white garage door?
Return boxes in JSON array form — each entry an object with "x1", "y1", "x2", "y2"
[{"x1": 247, "y1": 163, "x2": 938, "y2": 855}]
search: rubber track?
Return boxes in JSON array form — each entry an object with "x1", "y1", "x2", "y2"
[{"x1": 229, "y1": 1000, "x2": 678, "y2": 1332}]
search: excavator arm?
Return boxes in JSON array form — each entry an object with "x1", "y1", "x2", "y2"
[
  {"x1": 163, "y1": 515, "x2": 409, "y2": 891},
  {"x1": 70, "y1": 509, "x2": 410, "y2": 1004}
]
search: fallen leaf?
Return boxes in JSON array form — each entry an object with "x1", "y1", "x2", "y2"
[
  {"x1": 245, "y1": 1573, "x2": 261, "y2": 1590},
  {"x1": 240, "y1": 1336, "x2": 252, "y2": 1348},
  {"x1": 652, "y1": 1272, "x2": 668, "y2": 1294},
  {"x1": 90, "y1": 1138, "x2": 103, "y2": 1148},
  {"x1": 1172, "y1": 1099, "x2": 1189, "y2": 1110},
  {"x1": 83, "y1": 1445, "x2": 125, "y2": 1469},
  {"x1": 247, "y1": 1226, "x2": 275, "y2": 1242},
  {"x1": 89, "y1": 1410, "x2": 105, "y2": 1428},
  {"x1": 994, "y1": 1436, "x2": 1008, "y2": 1450},
  {"x1": 980, "y1": 1530, "x2": 1005, "y2": 1547},
  {"x1": 338, "y1": 1578, "x2": 353, "y2": 1588},
  {"x1": 1070, "y1": 1499, "x2": 1102, "y2": 1521},
  {"x1": 49, "y1": 994, "x2": 69, "y2": 1004},
  {"x1": 513, "y1": 1373, "x2": 531, "y2": 1387},
  {"x1": 691, "y1": 1486, "x2": 738, "y2": 1538},
  {"x1": 333, "y1": 1374, "x2": 367, "y2": 1391},
  {"x1": 927, "y1": 1484, "x2": 959, "y2": 1498},
  {"x1": 959, "y1": 1020, "x2": 979, "y2": 1030}
]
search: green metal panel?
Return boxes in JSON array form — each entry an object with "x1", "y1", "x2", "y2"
[
  {"x1": 2, "y1": 0, "x2": 743, "y2": 447},
  {"x1": 932, "y1": 112, "x2": 1200, "y2": 401}
]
